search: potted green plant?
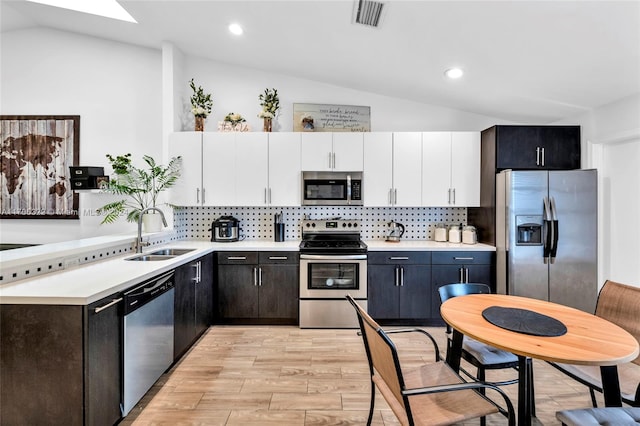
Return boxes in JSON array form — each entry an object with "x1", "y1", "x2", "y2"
[
  {"x1": 258, "y1": 88, "x2": 280, "y2": 132},
  {"x1": 190, "y1": 78, "x2": 213, "y2": 131},
  {"x1": 97, "y1": 154, "x2": 182, "y2": 231}
]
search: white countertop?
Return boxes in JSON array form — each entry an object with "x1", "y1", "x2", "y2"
[
  {"x1": 0, "y1": 237, "x2": 493, "y2": 305},
  {"x1": 365, "y1": 240, "x2": 495, "y2": 251}
]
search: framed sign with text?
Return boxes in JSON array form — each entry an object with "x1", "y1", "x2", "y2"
[
  {"x1": 293, "y1": 103, "x2": 370, "y2": 132},
  {"x1": 0, "y1": 115, "x2": 80, "y2": 219}
]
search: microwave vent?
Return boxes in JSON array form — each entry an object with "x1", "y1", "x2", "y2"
[{"x1": 354, "y1": 0, "x2": 385, "y2": 28}]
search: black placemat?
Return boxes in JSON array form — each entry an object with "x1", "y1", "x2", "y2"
[{"x1": 482, "y1": 306, "x2": 567, "y2": 337}]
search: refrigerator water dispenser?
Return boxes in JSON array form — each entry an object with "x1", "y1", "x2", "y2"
[{"x1": 516, "y1": 215, "x2": 542, "y2": 245}]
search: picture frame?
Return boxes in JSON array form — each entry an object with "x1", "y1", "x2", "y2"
[
  {"x1": 0, "y1": 115, "x2": 80, "y2": 219},
  {"x1": 293, "y1": 103, "x2": 371, "y2": 132}
]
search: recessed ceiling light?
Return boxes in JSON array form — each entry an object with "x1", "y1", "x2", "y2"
[
  {"x1": 26, "y1": 0, "x2": 137, "y2": 23},
  {"x1": 228, "y1": 23, "x2": 243, "y2": 36},
  {"x1": 445, "y1": 68, "x2": 464, "y2": 79}
]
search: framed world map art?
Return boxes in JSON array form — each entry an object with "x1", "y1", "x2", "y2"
[{"x1": 0, "y1": 115, "x2": 80, "y2": 219}]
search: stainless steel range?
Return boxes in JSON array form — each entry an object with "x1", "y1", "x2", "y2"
[{"x1": 299, "y1": 218, "x2": 367, "y2": 328}]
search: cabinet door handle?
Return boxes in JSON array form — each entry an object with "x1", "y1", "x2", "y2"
[
  {"x1": 258, "y1": 267, "x2": 263, "y2": 286},
  {"x1": 389, "y1": 256, "x2": 409, "y2": 260},
  {"x1": 389, "y1": 189, "x2": 393, "y2": 206},
  {"x1": 454, "y1": 257, "x2": 474, "y2": 261},
  {"x1": 399, "y1": 267, "x2": 404, "y2": 286},
  {"x1": 202, "y1": 188, "x2": 206, "y2": 204},
  {"x1": 253, "y1": 267, "x2": 258, "y2": 286},
  {"x1": 268, "y1": 188, "x2": 272, "y2": 204},
  {"x1": 192, "y1": 262, "x2": 199, "y2": 282},
  {"x1": 452, "y1": 188, "x2": 455, "y2": 205},
  {"x1": 465, "y1": 267, "x2": 469, "y2": 283},
  {"x1": 269, "y1": 256, "x2": 288, "y2": 260},
  {"x1": 459, "y1": 267, "x2": 464, "y2": 283},
  {"x1": 94, "y1": 297, "x2": 122, "y2": 314},
  {"x1": 448, "y1": 188, "x2": 451, "y2": 204},
  {"x1": 328, "y1": 152, "x2": 332, "y2": 168},
  {"x1": 394, "y1": 266, "x2": 399, "y2": 286},
  {"x1": 227, "y1": 256, "x2": 247, "y2": 260},
  {"x1": 394, "y1": 188, "x2": 398, "y2": 205},
  {"x1": 196, "y1": 188, "x2": 200, "y2": 204},
  {"x1": 264, "y1": 188, "x2": 268, "y2": 204},
  {"x1": 197, "y1": 261, "x2": 202, "y2": 283},
  {"x1": 541, "y1": 147, "x2": 545, "y2": 166},
  {"x1": 536, "y1": 147, "x2": 541, "y2": 166},
  {"x1": 332, "y1": 152, "x2": 336, "y2": 169}
]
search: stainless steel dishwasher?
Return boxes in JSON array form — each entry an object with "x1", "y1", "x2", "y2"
[{"x1": 122, "y1": 271, "x2": 175, "y2": 417}]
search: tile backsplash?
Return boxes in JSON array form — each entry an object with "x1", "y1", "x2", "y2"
[{"x1": 174, "y1": 206, "x2": 468, "y2": 241}]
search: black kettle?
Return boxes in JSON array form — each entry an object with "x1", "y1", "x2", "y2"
[{"x1": 210, "y1": 215, "x2": 240, "y2": 242}]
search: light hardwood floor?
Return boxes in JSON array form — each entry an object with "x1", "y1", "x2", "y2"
[{"x1": 120, "y1": 325, "x2": 605, "y2": 425}]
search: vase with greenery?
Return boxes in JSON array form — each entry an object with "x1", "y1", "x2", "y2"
[
  {"x1": 189, "y1": 78, "x2": 213, "y2": 131},
  {"x1": 97, "y1": 154, "x2": 182, "y2": 226},
  {"x1": 220, "y1": 112, "x2": 250, "y2": 132},
  {"x1": 258, "y1": 88, "x2": 280, "y2": 132}
]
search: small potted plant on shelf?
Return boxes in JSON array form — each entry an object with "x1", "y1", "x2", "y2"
[
  {"x1": 97, "y1": 153, "x2": 182, "y2": 232},
  {"x1": 219, "y1": 112, "x2": 250, "y2": 132},
  {"x1": 189, "y1": 78, "x2": 213, "y2": 131},
  {"x1": 258, "y1": 88, "x2": 280, "y2": 132}
]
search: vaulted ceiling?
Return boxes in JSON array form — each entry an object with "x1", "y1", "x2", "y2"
[{"x1": 2, "y1": 0, "x2": 639, "y2": 123}]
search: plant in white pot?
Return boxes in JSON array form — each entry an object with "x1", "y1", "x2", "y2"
[{"x1": 97, "y1": 153, "x2": 182, "y2": 232}]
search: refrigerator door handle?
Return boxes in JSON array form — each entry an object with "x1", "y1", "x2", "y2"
[
  {"x1": 549, "y1": 197, "x2": 559, "y2": 262},
  {"x1": 543, "y1": 197, "x2": 552, "y2": 262}
]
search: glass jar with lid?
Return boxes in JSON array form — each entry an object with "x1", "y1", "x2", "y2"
[
  {"x1": 448, "y1": 224, "x2": 461, "y2": 243},
  {"x1": 462, "y1": 225, "x2": 477, "y2": 244},
  {"x1": 434, "y1": 223, "x2": 448, "y2": 242}
]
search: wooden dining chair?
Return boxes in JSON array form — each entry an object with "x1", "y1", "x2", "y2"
[
  {"x1": 346, "y1": 294, "x2": 515, "y2": 426},
  {"x1": 549, "y1": 280, "x2": 640, "y2": 408}
]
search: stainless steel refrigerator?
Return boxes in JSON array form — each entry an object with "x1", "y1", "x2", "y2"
[{"x1": 496, "y1": 169, "x2": 597, "y2": 313}]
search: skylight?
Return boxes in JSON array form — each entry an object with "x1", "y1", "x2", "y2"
[{"x1": 26, "y1": 0, "x2": 137, "y2": 23}]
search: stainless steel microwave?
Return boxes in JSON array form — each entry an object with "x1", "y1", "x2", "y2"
[{"x1": 302, "y1": 171, "x2": 363, "y2": 206}]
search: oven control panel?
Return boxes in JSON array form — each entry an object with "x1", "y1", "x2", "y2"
[{"x1": 301, "y1": 219, "x2": 361, "y2": 232}]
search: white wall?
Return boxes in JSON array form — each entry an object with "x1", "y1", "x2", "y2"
[
  {"x1": 0, "y1": 28, "x2": 163, "y2": 243},
  {"x1": 1, "y1": 30, "x2": 506, "y2": 244},
  {"x1": 556, "y1": 93, "x2": 640, "y2": 288},
  {"x1": 176, "y1": 54, "x2": 505, "y2": 133}
]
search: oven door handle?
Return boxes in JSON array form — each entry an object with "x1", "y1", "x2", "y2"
[{"x1": 300, "y1": 254, "x2": 367, "y2": 261}]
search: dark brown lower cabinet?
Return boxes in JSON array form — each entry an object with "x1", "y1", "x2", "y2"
[
  {"x1": 174, "y1": 253, "x2": 214, "y2": 360},
  {"x1": 217, "y1": 251, "x2": 298, "y2": 324},
  {"x1": 0, "y1": 294, "x2": 122, "y2": 426}
]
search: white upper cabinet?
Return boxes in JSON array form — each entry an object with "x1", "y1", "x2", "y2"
[
  {"x1": 301, "y1": 132, "x2": 363, "y2": 171},
  {"x1": 168, "y1": 132, "x2": 203, "y2": 206},
  {"x1": 363, "y1": 132, "x2": 393, "y2": 206},
  {"x1": 235, "y1": 133, "x2": 269, "y2": 206},
  {"x1": 203, "y1": 133, "x2": 239, "y2": 206},
  {"x1": 392, "y1": 132, "x2": 422, "y2": 206},
  {"x1": 268, "y1": 132, "x2": 301, "y2": 206},
  {"x1": 422, "y1": 131, "x2": 480, "y2": 207},
  {"x1": 363, "y1": 132, "x2": 422, "y2": 206},
  {"x1": 450, "y1": 131, "x2": 480, "y2": 207}
]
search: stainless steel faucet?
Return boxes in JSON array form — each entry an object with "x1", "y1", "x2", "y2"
[{"x1": 136, "y1": 207, "x2": 168, "y2": 252}]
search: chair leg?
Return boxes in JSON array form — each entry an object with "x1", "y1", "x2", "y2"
[
  {"x1": 367, "y1": 379, "x2": 376, "y2": 426},
  {"x1": 478, "y1": 367, "x2": 487, "y2": 426},
  {"x1": 590, "y1": 388, "x2": 598, "y2": 408},
  {"x1": 529, "y1": 363, "x2": 536, "y2": 417}
]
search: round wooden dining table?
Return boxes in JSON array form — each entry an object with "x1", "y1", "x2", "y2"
[{"x1": 440, "y1": 293, "x2": 639, "y2": 426}]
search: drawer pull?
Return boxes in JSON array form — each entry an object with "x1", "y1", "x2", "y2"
[
  {"x1": 227, "y1": 256, "x2": 247, "y2": 260},
  {"x1": 453, "y1": 257, "x2": 474, "y2": 261},
  {"x1": 94, "y1": 297, "x2": 123, "y2": 314},
  {"x1": 389, "y1": 256, "x2": 409, "y2": 260},
  {"x1": 268, "y1": 256, "x2": 288, "y2": 260}
]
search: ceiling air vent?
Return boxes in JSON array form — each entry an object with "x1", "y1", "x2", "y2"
[{"x1": 354, "y1": 0, "x2": 385, "y2": 28}]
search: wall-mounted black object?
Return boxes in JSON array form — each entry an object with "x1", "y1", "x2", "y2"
[
  {"x1": 69, "y1": 166, "x2": 108, "y2": 190},
  {"x1": 468, "y1": 125, "x2": 581, "y2": 246}
]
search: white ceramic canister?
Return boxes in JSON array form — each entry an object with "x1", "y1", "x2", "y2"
[
  {"x1": 448, "y1": 225, "x2": 461, "y2": 243},
  {"x1": 462, "y1": 226, "x2": 477, "y2": 244},
  {"x1": 434, "y1": 223, "x2": 448, "y2": 242}
]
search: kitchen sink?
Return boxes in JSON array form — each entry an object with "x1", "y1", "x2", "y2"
[
  {"x1": 148, "y1": 248, "x2": 195, "y2": 256},
  {"x1": 125, "y1": 254, "x2": 176, "y2": 261}
]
